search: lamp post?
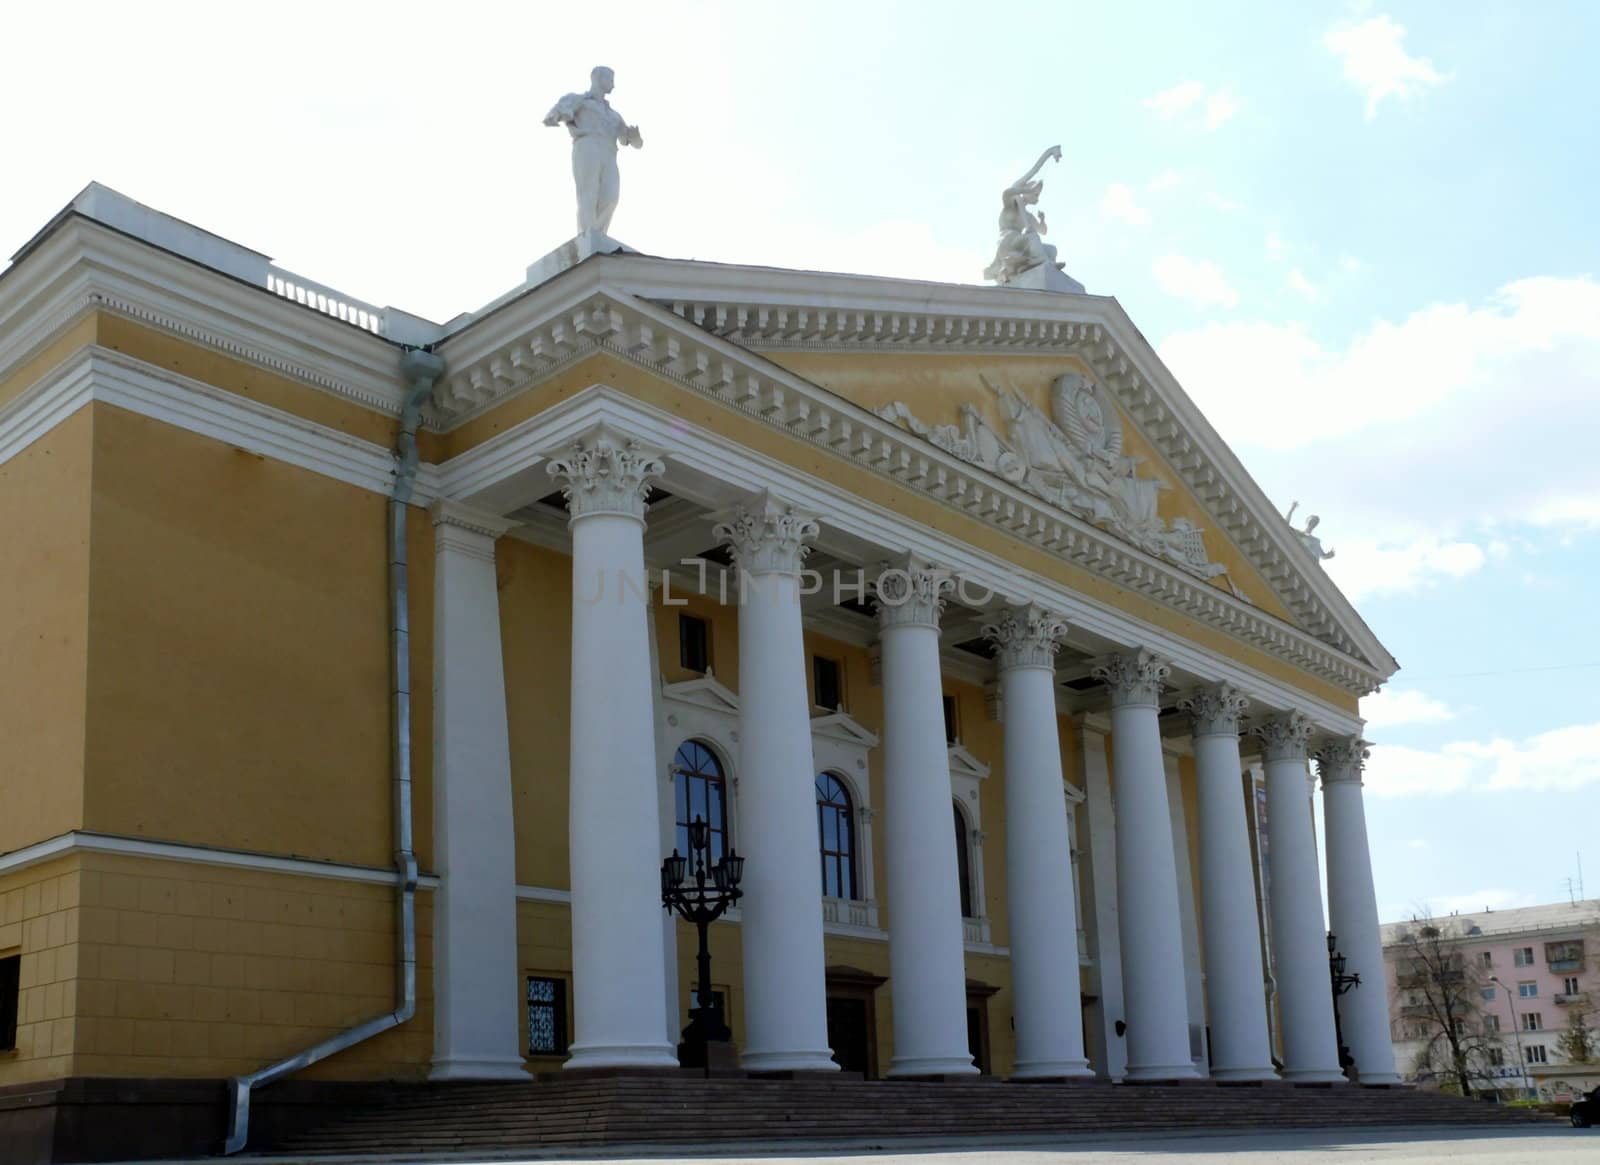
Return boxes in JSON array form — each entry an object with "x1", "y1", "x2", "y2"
[
  {"x1": 1491, "y1": 975, "x2": 1530, "y2": 1101},
  {"x1": 1328, "y1": 931, "x2": 1360, "y2": 1079},
  {"x1": 661, "y1": 815, "x2": 744, "y2": 1074}
]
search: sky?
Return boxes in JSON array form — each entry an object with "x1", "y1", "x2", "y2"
[{"x1": 3, "y1": 1, "x2": 1596, "y2": 923}]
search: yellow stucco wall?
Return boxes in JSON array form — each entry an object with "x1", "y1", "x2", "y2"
[
  {"x1": 0, "y1": 409, "x2": 91, "y2": 854},
  {"x1": 0, "y1": 857, "x2": 81, "y2": 1085}
]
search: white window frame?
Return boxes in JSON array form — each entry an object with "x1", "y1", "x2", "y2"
[
  {"x1": 810, "y1": 711, "x2": 883, "y2": 935},
  {"x1": 948, "y1": 742, "x2": 996, "y2": 951},
  {"x1": 1518, "y1": 980, "x2": 1538, "y2": 998}
]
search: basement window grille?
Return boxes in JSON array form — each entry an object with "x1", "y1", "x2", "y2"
[{"x1": 526, "y1": 975, "x2": 569, "y2": 1057}]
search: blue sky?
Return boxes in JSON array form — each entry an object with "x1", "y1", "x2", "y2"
[{"x1": 3, "y1": 1, "x2": 1596, "y2": 919}]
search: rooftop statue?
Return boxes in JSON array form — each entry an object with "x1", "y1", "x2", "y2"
[
  {"x1": 1286, "y1": 502, "x2": 1336, "y2": 561},
  {"x1": 983, "y1": 147, "x2": 1083, "y2": 293},
  {"x1": 543, "y1": 66, "x2": 643, "y2": 236}
]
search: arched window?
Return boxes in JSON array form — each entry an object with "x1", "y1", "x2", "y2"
[
  {"x1": 816, "y1": 773, "x2": 857, "y2": 899},
  {"x1": 954, "y1": 801, "x2": 974, "y2": 918},
  {"x1": 672, "y1": 740, "x2": 728, "y2": 861}
]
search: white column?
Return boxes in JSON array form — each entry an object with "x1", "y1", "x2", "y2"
[
  {"x1": 1253, "y1": 712, "x2": 1344, "y2": 1083},
  {"x1": 1077, "y1": 723, "x2": 1127, "y2": 1081},
  {"x1": 1317, "y1": 738, "x2": 1402, "y2": 1085},
  {"x1": 548, "y1": 427, "x2": 677, "y2": 1071},
  {"x1": 1163, "y1": 752, "x2": 1207, "y2": 1074},
  {"x1": 429, "y1": 501, "x2": 527, "y2": 1079},
  {"x1": 1092, "y1": 649, "x2": 1199, "y2": 1080},
  {"x1": 1177, "y1": 684, "x2": 1277, "y2": 1081},
  {"x1": 715, "y1": 492, "x2": 837, "y2": 1073},
  {"x1": 877, "y1": 558, "x2": 978, "y2": 1077},
  {"x1": 985, "y1": 606, "x2": 1092, "y2": 1079}
]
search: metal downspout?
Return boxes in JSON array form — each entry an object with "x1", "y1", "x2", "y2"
[{"x1": 223, "y1": 347, "x2": 444, "y2": 1155}]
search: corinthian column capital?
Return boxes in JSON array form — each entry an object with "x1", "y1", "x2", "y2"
[
  {"x1": 1252, "y1": 711, "x2": 1315, "y2": 763},
  {"x1": 874, "y1": 555, "x2": 953, "y2": 631},
  {"x1": 982, "y1": 605, "x2": 1069, "y2": 671},
  {"x1": 1315, "y1": 737, "x2": 1370, "y2": 786},
  {"x1": 1091, "y1": 648, "x2": 1171, "y2": 709},
  {"x1": 1177, "y1": 682, "x2": 1251, "y2": 739},
  {"x1": 712, "y1": 490, "x2": 819, "y2": 575},
  {"x1": 545, "y1": 424, "x2": 665, "y2": 523}
]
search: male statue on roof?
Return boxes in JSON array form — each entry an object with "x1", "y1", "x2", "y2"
[{"x1": 544, "y1": 66, "x2": 643, "y2": 236}]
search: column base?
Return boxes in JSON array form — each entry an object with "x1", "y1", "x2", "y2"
[
  {"x1": 1011, "y1": 1059, "x2": 1095, "y2": 1080},
  {"x1": 1210, "y1": 1065, "x2": 1280, "y2": 1082},
  {"x1": 429, "y1": 1055, "x2": 530, "y2": 1081},
  {"x1": 1123, "y1": 1062, "x2": 1203, "y2": 1082},
  {"x1": 1282, "y1": 1067, "x2": 1349, "y2": 1084},
  {"x1": 562, "y1": 1042, "x2": 680, "y2": 1072},
  {"x1": 740, "y1": 1049, "x2": 840, "y2": 1074},
  {"x1": 889, "y1": 1054, "x2": 981, "y2": 1078}
]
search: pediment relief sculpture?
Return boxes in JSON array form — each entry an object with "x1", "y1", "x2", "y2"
[{"x1": 877, "y1": 372, "x2": 1227, "y2": 580}]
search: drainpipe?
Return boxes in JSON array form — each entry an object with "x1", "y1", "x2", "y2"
[{"x1": 223, "y1": 347, "x2": 443, "y2": 1154}]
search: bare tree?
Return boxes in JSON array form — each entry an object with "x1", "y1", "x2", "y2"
[
  {"x1": 1557, "y1": 1006, "x2": 1596, "y2": 1066},
  {"x1": 1391, "y1": 916, "x2": 1504, "y2": 1097}
]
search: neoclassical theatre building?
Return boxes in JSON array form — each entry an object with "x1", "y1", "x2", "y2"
[{"x1": 0, "y1": 184, "x2": 1402, "y2": 1148}]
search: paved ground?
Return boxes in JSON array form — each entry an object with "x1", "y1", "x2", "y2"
[{"x1": 227, "y1": 1125, "x2": 1598, "y2": 1165}]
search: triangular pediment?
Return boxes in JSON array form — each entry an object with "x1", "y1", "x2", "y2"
[
  {"x1": 428, "y1": 256, "x2": 1396, "y2": 693},
  {"x1": 810, "y1": 710, "x2": 880, "y2": 749},
  {"x1": 948, "y1": 743, "x2": 991, "y2": 781},
  {"x1": 661, "y1": 672, "x2": 739, "y2": 715}
]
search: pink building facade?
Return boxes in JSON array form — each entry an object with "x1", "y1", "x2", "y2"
[{"x1": 1382, "y1": 901, "x2": 1600, "y2": 1103}]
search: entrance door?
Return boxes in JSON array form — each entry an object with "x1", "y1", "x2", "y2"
[{"x1": 827, "y1": 996, "x2": 872, "y2": 1076}]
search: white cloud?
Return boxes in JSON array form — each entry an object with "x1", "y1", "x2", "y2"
[
  {"x1": 1363, "y1": 689, "x2": 1456, "y2": 729},
  {"x1": 1151, "y1": 254, "x2": 1238, "y2": 309},
  {"x1": 1156, "y1": 276, "x2": 1600, "y2": 550},
  {"x1": 1204, "y1": 89, "x2": 1244, "y2": 130},
  {"x1": 1143, "y1": 81, "x2": 1241, "y2": 130},
  {"x1": 1325, "y1": 15, "x2": 1447, "y2": 120},
  {"x1": 1147, "y1": 170, "x2": 1184, "y2": 193},
  {"x1": 1206, "y1": 191, "x2": 1243, "y2": 212},
  {"x1": 1363, "y1": 722, "x2": 1600, "y2": 796},
  {"x1": 1100, "y1": 183, "x2": 1149, "y2": 226},
  {"x1": 1288, "y1": 267, "x2": 1321, "y2": 300},
  {"x1": 1265, "y1": 231, "x2": 1287, "y2": 261},
  {"x1": 1326, "y1": 537, "x2": 1486, "y2": 600},
  {"x1": 1143, "y1": 80, "x2": 1206, "y2": 119},
  {"x1": 1339, "y1": 255, "x2": 1365, "y2": 274}
]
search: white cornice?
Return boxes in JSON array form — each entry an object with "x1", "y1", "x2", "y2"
[
  {"x1": 0, "y1": 218, "x2": 410, "y2": 421},
  {"x1": 0, "y1": 346, "x2": 442, "y2": 501},
  {"x1": 432, "y1": 289, "x2": 1385, "y2": 699}
]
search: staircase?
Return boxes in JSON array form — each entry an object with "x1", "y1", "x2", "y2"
[{"x1": 255, "y1": 1075, "x2": 1547, "y2": 1156}]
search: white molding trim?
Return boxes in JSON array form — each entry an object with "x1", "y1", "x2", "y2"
[
  {"x1": 515, "y1": 885, "x2": 573, "y2": 905},
  {"x1": 0, "y1": 346, "x2": 443, "y2": 501},
  {"x1": 0, "y1": 830, "x2": 441, "y2": 889}
]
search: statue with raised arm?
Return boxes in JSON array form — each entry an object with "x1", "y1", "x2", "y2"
[
  {"x1": 1285, "y1": 501, "x2": 1336, "y2": 561},
  {"x1": 544, "y1": 66, "x2": 643, "y2": 236},
  {"x1": 984, "y1": 146, "x2": 1079, "y2": 288}
]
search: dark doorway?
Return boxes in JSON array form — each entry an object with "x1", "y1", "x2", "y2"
[
  {"x1": 966, "y1": 978, "x2": 999, "y2": 1075},
  {"x1": 827, "y1": 997, "x2": 871, "y2": 1076}
]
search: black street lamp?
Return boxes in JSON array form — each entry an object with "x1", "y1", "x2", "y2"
[
  {"x1": 1328, "y1": 930, "x2": 1361, "y2": 1079},
  {"x1": 661, "y1": 815, "x2": 744, "y2": 1074}
]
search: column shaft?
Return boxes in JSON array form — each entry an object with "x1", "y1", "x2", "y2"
[
  {"x1": 552, "y1": 432, "x2": 676, "y2": 1070},
  {"x1": 1095, "y1": 650, "x2": 1199, "y2": 1080},
  {"x1": 1319, "y1": 740, "x2": 1402, "y2": 1085},
  {"x1": 988, "y1": 607, "x2": 1092, "y2": 1078},
  {"x1": 430, "y1": 502, "x2": 527, "y2": 1079},
  {"x1": 1180, "y1": 685, "x2": 1276, "y2": 1081},
  {"x1": 878, "y1": 561, "x2": 977, "y2": 1077},
  {"x1": 717, "y1": 495, "x2": 836, "y2": 1072},
  {"x1": 1257, "y1": 713, "x2": 1344, "y2": 1083}
]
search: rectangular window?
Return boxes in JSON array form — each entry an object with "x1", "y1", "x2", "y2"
[
  {"x1": 1519, "y1": 981, "x2": 1538, "y2": 998},
  {"x1": 0, "y1": 954, "x2": 18, "y2": 1051},
  {"x1": 1564, "y1": 977, "x2": 1580, "y2": 995},
  {"x1": 813, "y1": 655, "x2": 842, "y2": 712},
  {"x1": 526, "y1": 975, "x2": 569, "y2": 1057},
  {"x1": 1482, "y1": 986, "x2": 1496, "y2": 1000},
  {"x1": 679, "y1": 614, "x2": 710, "y2": 674},
  {"x1": 1522, "y1": 1011, "x2": 1543, "y2": 1032},
  {"x1": 1478, "y1": 951, "x2": 1492, "y2": 968},
  {"x1": 1488, "y1": 1048, "x2": 1504, "y2": 1066},
  {"x1": 1525, "y1": 1044, "x2": 1547, "y2": 1064},
  {"x1": 1483, "y1": 1014, "x2": 1500, "y2": 1032},
  {"x1": 1513, "y1": 946, "x2": 1535, "y2": 967},
  {"x1": 942, "y1": 694, "x2": 959, "y2": 744}
]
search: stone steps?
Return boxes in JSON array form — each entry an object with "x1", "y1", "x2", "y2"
[{"x1": 257, "y1": 1076, "x2": 1544, "y2": 1156}]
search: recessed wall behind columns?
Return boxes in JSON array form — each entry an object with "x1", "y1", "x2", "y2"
[
  {"x1": 79, "y1": 403, "x2": 437, "y2": 870},
  {"x1": 0, "y1": 409, "x2": 92, "y2": 854}
]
